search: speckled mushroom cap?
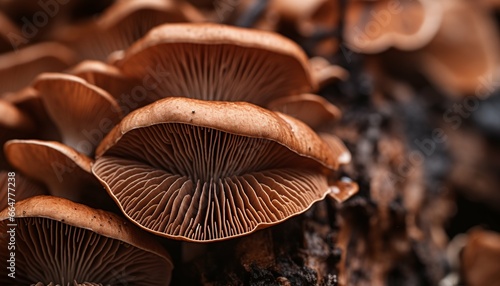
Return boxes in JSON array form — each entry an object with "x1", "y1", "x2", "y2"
[
  {"x1": 93, "y1": 97, "x2": 342, "y2": 242},
  {"x1": 0, "y1": 196, "x2": 173, "y2": 286},
  {"x1": 33, "y1": 73, "x2": 123, "y2": 156},
  {"x1": 114, "y1": 23, "x2": 315, "y2": 105},
  {"x1": 345, "y1": 0, "x2": 443, "y2": 53}
]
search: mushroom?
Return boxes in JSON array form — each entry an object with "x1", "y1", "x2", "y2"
[
  {"x1": 266, "y1": 93, "x2": 342, "y2": 131},
  {"x1": 0, "y1": 42, "x2": 76, "y2": 94},
  {"x1": 0, "y1": 196, "x2": 173, "y2": 285},
  {"x1": 4, "y1": 139, "x2": 113, "y2": 210},
  {"x1": 53, "y1": 0, "x2": 204, "y2": 61},
  {"x1": 0, "y1": 171, "x2": 47, "y2": 211},
  {"x1": 270, "y1": 0, "x2": 338, "y2": 36},
  {"x1": 309, "y1": 57, "x2": 349, "y2": 89},
  {"x1": 67, "y1": 60, "x2": 150, "y2": 114},
  {"x1": 415, "y1": 0, "x2": 500, "y2": 96},
  {"x1": 0, "y1": 99, "x2": 35, "y2": 168},
  {"x1": 92, "y1": 97, "x2": 351, "y2": 242},
  {"x1": 461, "y1": 229, "x2": 500, "y2": 286},
  {"x1": 344, "y1": 0, "x2": 443, "y2": 53},
  {"x1": 33, "y1": 73, "x2": 123, "y2": 156},
  {"x1": 114, "y1": 23, "x2": 315, "y2": 105}
]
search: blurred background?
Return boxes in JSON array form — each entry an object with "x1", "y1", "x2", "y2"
[{"x1": 1, "y1": 0, "x2": 499, "y2": 285}]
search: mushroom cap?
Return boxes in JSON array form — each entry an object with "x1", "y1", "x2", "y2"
[
  {"x1": 0, "y1": 171, "x2": 48, "y2": 211},
  {"x1": 267, "y1": 93, "x2": 342, "y2": 131},
  {"x1": 55, "y1": 0, "x2": 203, "y2": 61},
  {"x1": 0, "y1": 196, "x2": 173, "y2": 285},
  {"x1": 416, "y1": 0, "x2": 500, "y2": 96},
  {"x1": 93, "y1": 97, "x2": 341, "y2": 242},
  {"x1": 345, "y1": 0, "x2": 443, "y2": 53},
  {"x1": 4, "y1": 139, "x2": 113, "y2": 210},
  {"x1": 68, "y1": 60, "x2": 144, "y2": 111},
  {"x1": 33, "y1": 73, "x2": 123, "y2": 156},
  {"x1": 115, "y1": 23, "x2": 315, "y2": 105},
  {"x1": 0, "y1": 42, "x2": 75, "y2": 94},
  {"x1": 0, "y1": 12, "x2": 22, "y2": 53}
]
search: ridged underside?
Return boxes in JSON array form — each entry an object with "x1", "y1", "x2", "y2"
[
  {"x1": 93, "y1": 123, "x2": 328, "y2": 241},
  {"x1": 0, "y1": 217, "x2": 170, "y2": 286},
  {"x1": 120, "y1": 43, "x2": 311, "y2": 105}
]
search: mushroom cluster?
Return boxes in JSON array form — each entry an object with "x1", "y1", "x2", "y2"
[{"x1": 2, "y1": 0, "x2": 500, "y2": 285}]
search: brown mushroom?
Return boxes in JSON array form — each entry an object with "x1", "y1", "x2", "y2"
[
  {"x1": 92, "y1": 97, "x2": 351, "y2": 242},
  {"x1": 0, "y1": 196, "x2": 173, "y2": 285},
  {"x1": 115, "y1": 23, "x2": 315, "y2": 105},
  {"x1": 309, "y1": 57, "x2": 349, "y2": 89},
  {"x1": 267, "y1": 93, "x2": 342, "y2": 131},
  {"x1": 0, "y1": 42, "x2": 75, "y2": 94},
  {"x1": 415, "y1": 0, "x2": 500, "y2": 96},
  {"x1": 0, "y1": 171, "x2": 47, "y2": 211},
  {"x1": 4, "y1": 139, "x2": 113, "y2": 210},
  {"x1": 461, "y1": 229, "x2": 500, "y2": 286},
  {"x1": 0, "y1": 99, "x2": 35, "y2": 168},
  {"x1": 1, "y1": 87, "x2": 60, "y2": 142},
  {"x1": 344, "y1": 0, "x2": 443, "y2": 53},
  {"x1": 33, "y1": 73, "x2": 123, "y2": 155},
  {"x1": 67, "y1": 60, "x2": 149, "y2": 114}
]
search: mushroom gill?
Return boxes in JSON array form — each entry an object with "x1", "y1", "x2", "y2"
[
  {"x1": 92, "y1": 97, "x2": 346, "y2": 242},
  {"x1": 115, "y1": 23, "x2": 315, "y2": 105},
  {"x1": 0, "y1": 196, "x2": 173, "y2": 286}
]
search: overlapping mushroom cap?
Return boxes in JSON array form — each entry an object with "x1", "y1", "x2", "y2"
[
  {"x1": 344, "y1": 0, "x2": 443, "y2": 53},
  {"x1": 0, "y1": 196, "x2": 173, "y2": 285},
  {"x1": 114, "y1": 23, "x2": 315, "y2": 105},
  {"x1": 92, "y1": 97, "x2": 346, "y2": 242}
]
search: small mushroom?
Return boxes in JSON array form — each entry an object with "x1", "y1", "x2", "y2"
[
  {"x1": 54, "y1": 0, "x2": 204, "y2": 61},
  {"x1": 415, "y1": 0, "x2": 500, "y2": 96},
  {"x1": 92, "y1": 97, "x2": 349, "y2": 242},
  {"x1": 0, "y1": 12, "x2": 22, "y2": 53},
  {"x1": 0, "y1": 196, "x2": 173, "y2": 285},
  {"x1": 115, "y1": 23, "x2": 315, "y2": 105},
  {"x1": 0, "y1": 42, "x2": 75, "y2": 94},
  {"x1": 33, "y1": 73, "x2": 123, "y2": 155},
  {"x1": 344, "y1": 0, "x2": 443, "y2": 53},
  {"x1": 0, "y1": 171, "x2": 47, "y2": 211},
  {"x1": 4, "y1": 139, "x2": 113, "y2": 210},
  {"x1": 461, "y1": 229, "x2": 500, "y2": 286}
]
